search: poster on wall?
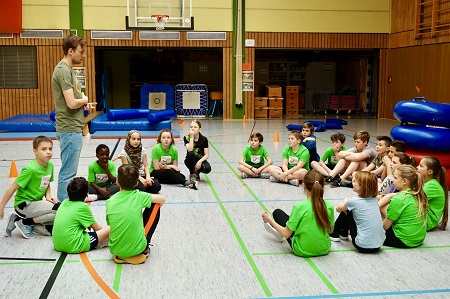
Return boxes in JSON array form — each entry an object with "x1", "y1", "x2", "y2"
[
  {"x1": 74, "y1": 67, "x2": 86, "y2": 89},
  {"x1": 242, "y1": 71, "x2": 254, "y2": 91}
]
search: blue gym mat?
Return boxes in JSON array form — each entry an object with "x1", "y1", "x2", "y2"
[{"x1": 90, "y1": 130, "x2": 180, "y2": 139}]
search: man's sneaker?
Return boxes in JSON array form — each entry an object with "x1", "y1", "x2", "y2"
[
  {"x1": 6, "y1": 213, "x2": 18, "y2": 237},
  {"x1": 339, "y1": 230, "x2": 349, "y2": 240},
  {"x1": 264, "y1": 223, "x2": 284, "y2": 241},
  {"x1": 269, "y1": 176, "x2": 278, "y2": 182},
  {"x1": 32, "y1": 224, "x2": 51, "y2": 236},
  {"x1": 185, "y1": 181, "x2": 198, "y2": 190},
  {"x1": 15, "y1": 219, "x2": 36, "y2": 239},
  {"x1": 260, "y1": 173, "x2": 271, "y2": 179},
  {"x1": 289, "y1": 179, "x2": 300, "y2": 187},
  {"x1": 241, "y1": 172, "x2": 249, "y2": 179},
  {"x1": 85, "y1": 194, "x2": 98, "y2": 202}
]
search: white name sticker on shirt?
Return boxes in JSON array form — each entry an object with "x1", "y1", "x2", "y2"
[
  {"x1": 40, "y1": 175, "x2": 51, "y2": 189},
  {"x1": 96, "y1": 174, "x2": 108, "y2": 183},
  {"x1": 161, "y1": 156, "x2": 172, "y2": 164},
  {"x1": 251, "y1": 155, "x2": 261, "y2": 164},
  {"x1": 288, "y1": 156, "x2": 299, "y2": 165}
]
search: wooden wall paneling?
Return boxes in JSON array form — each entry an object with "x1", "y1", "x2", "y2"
[{"x1": 378, "y1": 49, "x2": 389, "y2": 119}]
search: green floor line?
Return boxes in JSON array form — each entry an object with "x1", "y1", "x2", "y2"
[
  {"x1": 252, "y1": 244, "x2": 450, "y2": 256},
  {"x1": 113, "y1": 264, "x2": 123, "y2": 292},
  {"x1": 209, "y1": 141, "x2": 269, "y2": 213},
  {"x1": 206, "y1": 175, "x2": 272, "y2": 297},
  {"x1": 305, "y1": 258, "x2": 339, "y2": 294}
]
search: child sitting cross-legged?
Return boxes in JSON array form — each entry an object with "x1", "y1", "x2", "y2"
[
  {"x1": 330, "y1": 171, "x2": 385, "y2": 253},
  {"x1": 106, "y1": 164, "x2": 165, "y2": 264},
  {"x1": 238, "y1": 133, "x2": 273, "y2": 179},
  {"x1": 52, "y1": 177, "x2": 110, "y2": 253},
  {"x1": 87, "y1": 144, "x2": 119, "y2": 201}
]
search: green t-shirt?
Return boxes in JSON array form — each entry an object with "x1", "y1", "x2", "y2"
[
  {"x1": 106, "y1": 190, "x2": 152, "y2": 258},
  {"x1": 150, "y1": 143, "x2": 178, "y2": 173},
  {"x1": 320, "y1": 146, "x2": 348, "y2": 167},
  {"x1": 14, "y1": 160, "x2": 54, "y2": 208},
  {"x1": 88, "y1": 160, "x2": 117, "y2": 187},
  {"x1": 286, "y1": 199, "x2": 334, "y2": 257},
  {"x1": 424, "y1": 179, "x2": 446, "y2": 231},
  {"x1": 52, "y1": 200, "x2": 96, "y2": 253},
  {"x1": 282, "y1": 145, "x2": 310, "y2": 170},
  {"x1": 386, "y1": 190, "x2": 427, "y2": 247},
  {"x1": 52, "y1": 60, "x2": 84, "y2": 132},
  {"x1": 242, "y1": 145, "x2": 270, "y2": 168}
]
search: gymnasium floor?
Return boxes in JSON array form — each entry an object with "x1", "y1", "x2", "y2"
[{"x1": 1, "y1": 117, "x2": 449, "y2": 299}]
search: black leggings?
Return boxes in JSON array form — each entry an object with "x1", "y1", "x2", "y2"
[
  {"x1": 136, "y1": 177, "x2": 161, "y2": 194},
  {"x1": 143, "y1": 203, "x2": 161, "y2": 244},
  {"x1": 383, "y1": 227, "x2": 408, "y2": 248},
  {"x1": 272, "y1": 209, "x2": 294, "y2": 247},
  {"x1": 88, "y1": 184, "x2": 120, "y2": 200},
  {"x1": 151, "y1": 169, "x2": 186, "y2": 185},
  {"x1": 184, "y1": 151, "x2": 211, "y2": 175},
  {"x1": 334, "y1": 211, "x2": 380, "y2": 253}
]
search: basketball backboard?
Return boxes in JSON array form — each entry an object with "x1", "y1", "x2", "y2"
[{"x1": 126, "y1": 0, "x2": 194, "y2": 30}]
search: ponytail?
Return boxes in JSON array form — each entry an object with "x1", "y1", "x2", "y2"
[
  {"x1": 423, "y1": 157, "x2": 448, "y2": 230},
  {"x1": 304, "y1": 170, "x2": 331, "y2": 231}
]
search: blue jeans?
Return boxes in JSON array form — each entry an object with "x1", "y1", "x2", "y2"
[{"x1": 56, "y1": 132, "x2": 83, "y2": 202}]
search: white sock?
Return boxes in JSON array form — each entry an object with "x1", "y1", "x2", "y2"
[{"x1": 85, "y1": 194, "x2": 98, "y2": 202}]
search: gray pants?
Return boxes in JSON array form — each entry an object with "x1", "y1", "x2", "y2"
[{"x1": 15, "y1": 200, "x2": 56, "y2": 226}]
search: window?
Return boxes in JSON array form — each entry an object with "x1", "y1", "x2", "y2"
[{"x1": 0, "y1": 46, "x2": 37, "y2": 88}]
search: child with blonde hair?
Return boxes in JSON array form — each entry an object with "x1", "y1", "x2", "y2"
[
  {"x1": 382, "y1": 165, "x2": 428, "y2": 248},
  {"x1": 417, "y1": 156, "x2": 448, "y2": 231},
  {"x1": 330, "y1": 171, "x2": 385, "y2": 253}
]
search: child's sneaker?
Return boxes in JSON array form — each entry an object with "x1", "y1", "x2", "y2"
[
  {"x1": 114, "y1": 254, "x2": 146, "y2": 265},
  {"x1": 339, "y1": 180, "x2": 353, "y2": 188},
  {"x1": 184, "y1": 181, "x2": 198, "y2": 190},
  {"x1": 189, "y1": 173, "x2": 197, "y2": 182},
  {"x1": 85, "y1": 194, "x2": 98, "y2": 202},
  {"x1": 264, "y1": 223, "x2": 284, "y2": 241},
  {"x1": 32, "y1": 224, "x2": 51, "y2": 236},
  {"x1": 329, "y1": 230, "x2": 348, "y2": 242},
  {"x1": 195, "y1": 172, "x2": 201, "y2": 181},
  {"x1": 269, "y1": 176, "x2": 278, "y2": 182},
  {"x1": 289, "y1": 179, "x2": 300, "y2": 187},
  {"x1": 15, "y1": 219, "x2": 36, "y2": 239},
  {"x1": 260, "y1": 173, "x2": 271, "y2": 179},
  {"x1": 6, "y1": 213, "x2": 18, "y2": 237},
  {"x1": 241, "y1": 172, "x2": 249, "y2": 179}
]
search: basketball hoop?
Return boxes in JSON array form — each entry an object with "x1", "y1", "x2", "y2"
[{"x1": 151, "y1": 14, "x2": 169, "y2": 30}]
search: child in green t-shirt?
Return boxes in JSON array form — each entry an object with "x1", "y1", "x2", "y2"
[
  {"x1": 416, "y1": 156, "x2": 448, "y2": 231},
  {"x1": 151, "y1": 129, "x2": 197, "y2": 190},
  {"x1": 238, "y1": 133, "x2": 273, "y2": 179},
  {"x1": 266, "y1": 130, "x2": 310, "y2": 187},
  {"x1": 311, "y1": 132, "x2": 347, "y2": 178},
  {"x1": 106, "y1": 164, "x2": 166, "y2": 264},
  {"x1": 262, "y1": 170, "x2": 334, "y2": 257},
  {"x1": 1, "y1": 136, "x2": 60, "y2": 239},
  {"x1": 52, "y1": 177, "x2": 110, "y2": 253},
  {"x1": 382, "y1": 165, "x2": 428, "y2": 248},
  {"x1": 87, "y1": 144, "x2": 119, "y2": 201}
]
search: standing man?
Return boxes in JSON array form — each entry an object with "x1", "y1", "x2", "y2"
[{"x1": 52, "y1": 35, "x2": 92, "y2": 202}]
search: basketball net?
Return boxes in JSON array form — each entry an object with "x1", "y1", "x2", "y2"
[{"x1": 151, "y1": 14, "x2": 169, "y2": 30}]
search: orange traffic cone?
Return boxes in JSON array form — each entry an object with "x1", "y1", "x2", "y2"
[
  {"x1": 242, "y1": 114, "x2": 246, "y2": 123},
  {"x1": 273, "y1": 130, "x2": 280, "y2": 142},
  {"x1": 9, "y1": 160, "x2": 18, "y2": 178}
]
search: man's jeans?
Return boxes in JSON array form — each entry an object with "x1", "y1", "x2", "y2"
[{"x1": 56, "y1": 132, "x2": 83, "y2": 202}]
